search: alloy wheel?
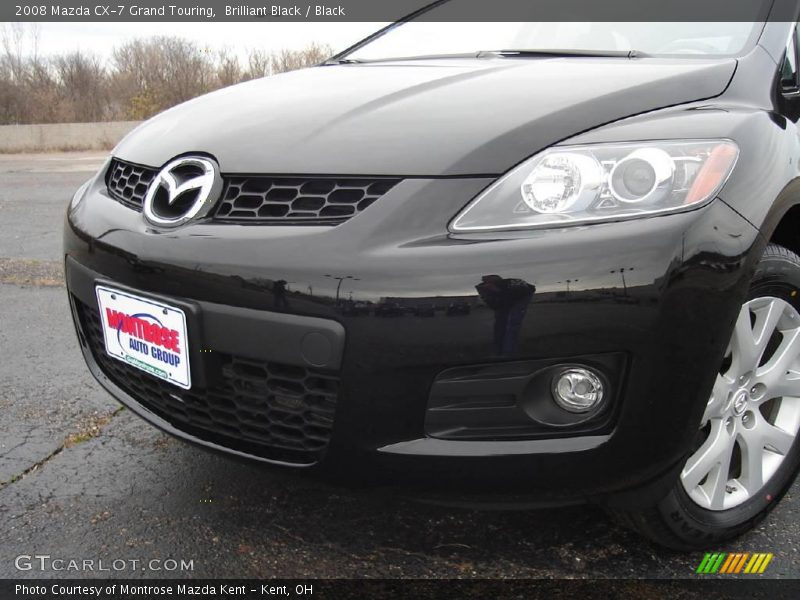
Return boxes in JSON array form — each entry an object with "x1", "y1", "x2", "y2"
[{"x1": 681, "y1": 296, "x2": 800, "y2": 510}]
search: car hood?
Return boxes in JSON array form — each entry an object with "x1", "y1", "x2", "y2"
[{"x1": 115, "y1": 57, "x2": 736, "y2": 176}]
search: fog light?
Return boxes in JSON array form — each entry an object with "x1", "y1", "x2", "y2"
[{"x1": 552, "y1": 368, "x2": 605, "y2": 413}]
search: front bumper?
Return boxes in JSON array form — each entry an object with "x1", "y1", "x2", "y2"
[{"x1": 64, "y1": 172, "x2": 762, "y2": 503}]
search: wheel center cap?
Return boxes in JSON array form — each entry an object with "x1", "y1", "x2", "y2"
[{"x1": 732, "y1": 389, "x2": 749, "y2": 416}]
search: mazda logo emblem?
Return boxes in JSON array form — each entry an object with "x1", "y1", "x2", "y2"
[{"x1": 143, "y1": 156, "x2": 222, "y2": 227}]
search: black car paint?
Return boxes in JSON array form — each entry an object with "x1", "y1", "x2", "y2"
[
  {"x1": 112, "y1": 57, "x2": 736, "y2": 176},
  {"x1": 64, "y1": 21, "x2": 800, "y2": 504}
]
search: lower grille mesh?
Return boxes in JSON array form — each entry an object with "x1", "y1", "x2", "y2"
[{"x1": 74, "y1": 296, "x2": 339, "y2": 463}]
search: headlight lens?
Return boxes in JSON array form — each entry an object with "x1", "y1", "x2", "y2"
[{"x1": 451, "y1": 140, "x2": 738, "y2": 232}]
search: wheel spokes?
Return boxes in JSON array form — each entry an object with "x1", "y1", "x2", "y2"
[
  {"x1": 757, "y1": 368, "x2": 800, "y2": 400},
  {"x1": 682, "y1": 296, "x2": 800, "y2": 511},
  {"x1": 729, "y1": 307, "x2": 759, "y2": 374},
  {"x1": 708, "y1": 447, "x2": 735, "y2": 510},
  {"x1": 757, "y1": 328, "x2": 800, "y2": 396},
  {"x1": 752, "y1": 298, "x2": 784, "y2": 360},
  {"x1": 739, "y1": 429, "x2": 765, "y2": 494},
  {"x1": 755, "y1": 417, "x2": 795, "y2": 455},
  {"x1": 681, "y1": 419, "x2": 732, "y2": 491},
  {"x1": 702, "y1": 376, "x2": 731, "y2": 424}
]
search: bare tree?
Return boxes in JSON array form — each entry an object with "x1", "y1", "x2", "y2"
[
  {"x1": 271, "y1": 42, "x2": 332, "y2": 74},
  {"x1": 1, "y1": 23, "x2": 55, "y2": 123},
  {"x1": 54, "y1": 50, "x2": 107, "y2": 122},
  {"x1": 246, "y1": 48, "x2": 270, "y2": 80},
  {"x1": 111, "y1": 37, "x2": 214, "y2": 119},
  {"x1": 1, "y1": 36, "x2": 335, "y2": 124},
  {"x1": 1, "y1": 23, "x2": 38, "y2": 80},
  {"x1": 215, "y1": 48, "x2": 242, "y2": 88},
  {"x1": 0, "y1": 55, "x2": 16, "y2": 123}
]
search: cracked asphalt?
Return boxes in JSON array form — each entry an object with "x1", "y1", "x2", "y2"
[{"x1": 0, "y1": 153, "x2": 798, "y2": 582}]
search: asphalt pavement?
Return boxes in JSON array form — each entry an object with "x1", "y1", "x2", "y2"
[{"x1": 0, "y1": 152, "x2": 797, "y2": 581}]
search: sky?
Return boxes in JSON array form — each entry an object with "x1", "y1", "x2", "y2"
[{"x1": 13, "y1": 22, "x2": 388, "y2": 62}]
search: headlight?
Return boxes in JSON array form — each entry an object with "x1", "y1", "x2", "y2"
[{"x1": 450, "y1": 140, "x2": 739, "y2": 232}]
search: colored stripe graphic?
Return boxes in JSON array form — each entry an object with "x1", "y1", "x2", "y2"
[
  {"x1": 744, "y1": 553, "x2": 774, "y2": 574},
  {"x1": 697, "y1": 553, "x2": 727, "y2": 574},
  {"x1": 733, "y1": 553, "x2": 750, "y2": 574},
  {"x1": 758, "y1": 554, "x2": 774, "y2": 573},
  {"x1": 746, "y1": 554, "x2": 762, "y2": 574},
  {"x1": 696, "y1": 553, "x2": 712, "y2": 574},
  {"x1": 711, "y1": 552, "x2": 727, "y2": 573},
  {"x1": 719, "y1": 553, "x2": 736, "y2": 574},
  {"x1": 697, "y1": 553, "x2": 711, "y2": 574},
  {"x1": 698, "y1": 552, "x2": 773, "y2": 574}
]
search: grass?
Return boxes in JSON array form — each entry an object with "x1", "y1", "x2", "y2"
[
  {"x1": 63, "y1": 410, "x2": 121, "y2": 448},
  {"x1": 0, "y1": 258, "x2": 64, "y2": 288}
]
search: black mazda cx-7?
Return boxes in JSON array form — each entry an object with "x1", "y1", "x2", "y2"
[{"x1": 65, "y1": 13, "x2": 800, "y2": 549}]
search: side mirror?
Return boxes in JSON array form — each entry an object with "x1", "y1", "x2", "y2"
[{"x1": 782, "y1": 27, "x2": 800, "y2": 92}]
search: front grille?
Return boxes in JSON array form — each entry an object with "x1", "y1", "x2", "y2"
[
  {"x1": 74, "y1": 296, "x2": 339, "y2": 464},
  {"x1": 106, "y1": 159, "x2": 157, "y2": 209},
  {"x1": 105, "y1": 159, "x2": 400, "y2": 224},
  {"x1": 215, "y1": 177, "x2": 400, "y2": 224}
]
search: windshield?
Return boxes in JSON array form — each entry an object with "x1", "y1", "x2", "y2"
[{"x1": 345, "y1": 21, "x2": 763, "y2": 62}]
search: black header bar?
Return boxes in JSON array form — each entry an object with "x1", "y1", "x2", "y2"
[{"x1": 3, "y1": 0, "x2": 800, "y2": 23}]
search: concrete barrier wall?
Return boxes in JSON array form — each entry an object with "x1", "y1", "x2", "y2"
[{"x1": 0, "y1": 121, "x2": 143, "y2": 153}]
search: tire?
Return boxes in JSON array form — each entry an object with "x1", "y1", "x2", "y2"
[{"x1": 610, "y1": 243, "x2": 800, "y2": 550}]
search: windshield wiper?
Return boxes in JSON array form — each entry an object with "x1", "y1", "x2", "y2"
[
  {"x1": 323, "y1": 53, "x2": 483, "y2": 65},
  {"x1": 322, "y1": 58, "x2": 364, "y2": 66},
  {"x1": 323, "y1": 49, "x2": 650, "y2": 66},
  {"x1": 480, "y1": 49, "x2": 651, "y2": 59}
]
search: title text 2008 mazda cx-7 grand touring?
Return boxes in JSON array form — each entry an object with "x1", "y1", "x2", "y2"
[{"x1": 64, "y1": 14, "x2": 800, "y2": 549}]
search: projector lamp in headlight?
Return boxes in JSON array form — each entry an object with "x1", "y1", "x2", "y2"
[{"x1": 609, "y1": 148, "x2": 674, "y2": 204}]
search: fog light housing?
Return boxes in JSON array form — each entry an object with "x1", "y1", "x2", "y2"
[{"x1": 552, "y1": 368, "x2": 605, "y2": 413}]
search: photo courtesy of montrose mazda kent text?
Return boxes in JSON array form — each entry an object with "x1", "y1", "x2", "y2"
[{"x1": 64, "y1": 9, "x2": 800, "y2": 550}]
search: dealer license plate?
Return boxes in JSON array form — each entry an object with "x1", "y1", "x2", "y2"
[{"x1": 95, "y1": 285, "x2": 191, "y2": 389}]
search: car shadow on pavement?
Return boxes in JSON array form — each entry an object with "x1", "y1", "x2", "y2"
[
  {"x1": 99, "y1": 415, "x2": 692, "y2": 578},
  {"x1": 2, "y1": 410, "x2": 789, "y2": 579}
]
